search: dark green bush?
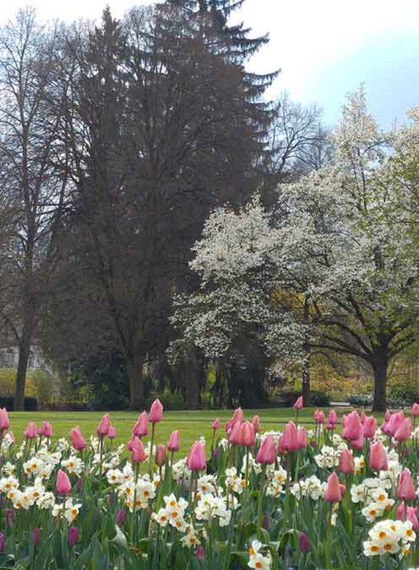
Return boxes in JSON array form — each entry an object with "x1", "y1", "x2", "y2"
[
  {"x1": 310, "y1": 390, "x2": 331, "y2": 407},
  {"x1": 0, "y1": 396, "x2": 38, "y2": 411}
]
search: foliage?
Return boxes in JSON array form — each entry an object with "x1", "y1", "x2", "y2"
[{"x1": 0, "y1": 396, "x2": 38, "y2": 410}]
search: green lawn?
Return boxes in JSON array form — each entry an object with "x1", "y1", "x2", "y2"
[{"x1": 6, "y1": 407, "x2": 370, "y2": 450}]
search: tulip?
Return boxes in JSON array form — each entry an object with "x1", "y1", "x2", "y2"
[
  {"x1": 96, "y1": 413, "x2": 111, "y2": 437},
  {"x1": 32, "y1": 527, "x2": 41, "y2": 546},
  {"x1": 252, "y1": 415, "x2": 261, "y2": 433},
  {"x1": 70, "y1": 427, "x2": 87, "y2": 451},
  {"x1": 0, "y1": 532, "x2": 4, "y2": 552},
  {"x1": 328, "y1": 409, "x2": 337, "y2": 426},
  {"x1": 387, "y1": 412, "x2": 405, "y2": 437},
  {"x1": 127, "y1": 435, "x2": 137, "y2": 451},
  {"x1": 131, "y1": 438, "x2": 147, "y2": 464},
  {"x1": 155, "y1": 444, "x2": 166, "y2": 467},
  {"x1": 133, "y1": 412, "x2": 148, "y2": 437},
  {"x1": 148, "y1": 399, "x2": 163, "y2": 423},
  {"x1": 229, "y1": 421, "x2": 242, "y2": 444},
  {"x1": 360, "y1": 411, "x2": 366, "y2": 424},
  {"x1": 256, "y1": 436, "x2": 276, "y2": 464},
  {"x1": 299, "y1": 532, "x2": 310, "y2": 553},
  {"x1": 324, "y1": 472, "x2": 343, "y2": 502},
  {"x1": 5, "y1": 509, "x2": 15, "y2": 527},
  {"x1": 394, "y1": 418, "x2": 412, "y2": 442},
  {"x1": 195, "y1": 545, "x2": 205, "y2": 560},
  {"x1": 397, "y1": 469, "x2": 416, "y2": 501},
  {"x1": 116, "y1": 509, "x2": 126, "y2": 526},
  {"x1": 369, "y1": 441, "x2": 388, "y2": 471},
  {"x1": 39, "y1": 421, "x2": 52, "y2": 438},
  {"x1": 396, "y1": 503, "x2": 419, "y2": 530},
  {"x1": 314, "y1": 409, "x2": 325, "y2": 424},
  {"x1": 231, "y1": 407, "x2": 244, "y2": 425},
  {"x1": 363, "y1": 416, "x2": 377, "y2": 438},
  {"x1": 293, "y1": 396, "x2": 303, "y2": 410},
  {"x1": 239, "y1": 421, "x2": 255, "y2": 447},
  {"x1": 167, "y1": 430, "x2": 180, "y2": 452},
  {"x1": 297, "y1": 427, "x2": 307, "y2": 449},
  {"x1": 342, "y1": 411, "x2": 363, "y2": 442},
  {"x1": 282, "y1": 421, "x2": 299, "y2": 452},
  {"x1": 384, "y1": 409, "x2": 392, "y2": 422},
  {"x1": 186, "y1": 441, "x2": 206, "y2": 471},
  {"x1": 107, "y1": 425, "x2": 117, "y2": 439},
  {"x1": 351, "y1": 434, "x2": 365, "y2": 450},
  {"x1": 56, "y1": 469, "x2": 72, "y2": 495},
  {"x1": 412, "y1": 403, "x2": 419, "y2": 417},
  {"x1": 211, "y1": 418, "x2": 221, "y2": 430},
  {"x1": 68, "y1": 526, "x2": 79, "y2": 546},
  {"x1": 0, "y1": 408, "x2": 10, "y2": 432},
  {"x1": 24, "y1": 422, "x2": 37, "y2": 439},
  {"x1": 339, "y1": 449, "x2": 354, "y2": 474}
]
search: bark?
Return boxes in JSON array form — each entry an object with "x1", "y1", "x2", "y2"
[
  {"x1": 14, "y1": 329, "x2": 32, "y2": 411},
  {"x1": 372, "y1": 356, "x2": 388, "y2": 412},
  {"x1": 302, "y1": 295, "x2": 311, "y2": 406},
  {"x1": 126, "y1": 356, "x2": 145, "y2": 409}
]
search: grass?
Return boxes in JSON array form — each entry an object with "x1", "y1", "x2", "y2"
[{"x1": 6, "y1": 407, "x2": 376, "y2": 450}]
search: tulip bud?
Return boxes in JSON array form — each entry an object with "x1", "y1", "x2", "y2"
[
  {"x1": 56, "y1": 469, "x2": 72, "y2": 495},
  {"x1": 369, "y1": 441, "x2": 388, "y2": 471},
  {"x1": 397, "y1": 469, "x2": 416, "y2": 501},
  {"x1": 0, "y1": 408, "x2": 10, "y2": 431},
  {"x1": 148, "y1": 399, "x2": 163, "y2": 423},
  {"x1": 339, "y1": 449, "x2": 354, "y2": 474},
  {"x1": 211, "y1": 418, "x2": 221, "y2": 430},
  {"x1": 70, "y1": 427, "x2": 87, "y2": 451},
  {"x1": 32, "y1": 527, "x2": 41, "y2": 546},
  {"x1": 324, "y1": 472, "x2": 343, "y2": 502},
  {"x1": 116, "y1": 509, "x2": 126, "y2": 526},
  {"x1": 186, "y1": 441, "x2": 206, "y2": 472},
  {"x1": 293, "y1": 396, "x2": 303, "y2": 410},
  {"x1": 412, "y1": 402, "x2": 419, "y2": 417},
  {"x1": 68, "y1": 526, "x2": 79, "y2": 546},
  {"x1": 363, "y1": 416, "x2": 377, "y2": 439},
  {"x1": 256, "y1": 436, "x2": 276, "y2": 464},
  {"x1": 24, "y1": 422, "x2": 37, "y2": 439},
  {"x1": 39, "y1": 421, "x2": 52, "y2": 438},
  {"x1": 238, "y1": 421, "x2": 255, "y2": 447},
  {"x1": 108, "y1": 425, "x2": 117, "y2": 439},
  {"x1": 131, "y1": 438, "x2": 147, "y2": 464},
  {"x1": 96, "y1": 413, "x2": 110, "y2": 437},
  {"x1": 299, "y1": 532, "x2": 310, "y2": 553},
  {"x1": 155, "y1": 444, "x2": 166, "y2": 467},
  {"x1": 133, "y1": 412, "x2": 148, "y2": 437},
  {"x1": 252, "y1": 415, "x2": 261, "y2": 433},
  {"x1": 167, "y1": 430, "x2": 180, "y2": 452},
  {"x1": 394, "y1": 418, "x2": 412, "y2": 442}
]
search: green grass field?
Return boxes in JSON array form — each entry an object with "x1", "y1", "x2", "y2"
[{"x1": 6, "y1": 407, "x2": 373, "y2": 450}]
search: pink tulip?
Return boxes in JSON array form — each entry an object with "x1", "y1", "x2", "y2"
[
  {"x1": 133, "y1": 412, "x2": 148, "y2": 437},
  {"x1": 167, "y1": 430, "x2": 180, "y2": 452},
  {"x1": 56, "y1": 469, "x2": 72, "y2": 495},
  {"x1": 339, "y1": 449, "x2": 354, "y2": 474},
  {"x1": 148, "y1": 399, "x2": 163, "y2": 423},
  {"x1": 293, "y1": 396, "x2": 303, "y2": 410},
  {"x1": 96, "y1": 413, "x2": 110, "y2": 437},
  {"x1": 252, "y1": 415, "x2": 261, "y2": 433},
  {"x1": 0, "y1": 408, "x2": 10, "y2": 431},
  {"x1": 342, "y1": 411, "x2": 363, "y2": 442},
  {"x1": 24, "y1": 422, "x2": 37, "y2": 439},
  {"x1": 127, "y1": 435, "x2": 137, "y2": 451},
  {"x1": 324, "y1": 472, "x2": 343, "y2": 502},
  {"x1": 239, "y1": 421, "x2": 255, "y2": 447},
  {"x1": 131, "y1": 437, "x2": 147, "y2": 463},
  {"x1": 108, "y1": 425, "x2": 117, "y2": 439},
  {"x1": 70, "y1": 427, "x2": 87, "y2": 451},
  {"x1": 396, "y1": 503, "x2": 419, "y2": 530},
  {"x1": 229, "y1": 421, "x2": 242, "y2": 444},
  {"x1": 387, "y1": 412, "x2": 405, "y2": 437},
  {"x1": 211, "y1": 418, "x2": 221, "y2": 430},
  {"x1": 186, "y1": 441, "x2": 206, "y2": 471},
  {"x1": 385, "y1": 409, "x2": 392, "y2": 422},
  {"x1": 395, "y1": 418, "x2": 412, "y2": 442},
  {"x1": 397, "y1": 469, "x2": 416, "y2": 501},
  {"x1": 360, "y1": 411, "x2": 366, "y2": 424},
  {"x1": 351, "y1": 434, "x2": 365, "y2": 450},
  {"x1": 39, "y1": 421, "x2": 52, "y2": 438},
  {"x1": 412, "y1": 403, "x2": 419, "y2": 417},
  {"x1": 328, "y1": 410, "x2": 337, "y2": 426},
  {"x1": 155, "y1": 444, "x2": 166, "y2": 467},
  {"x1": 256, "y1": 436, "x2": 276, "y2": 464},
  {"x1": 282, "y1": 421, "x2": 299, "y2": 452},
  {"x1": 297, "y1": 427, "x2": 307, "y2": 449},
  {"x1": 231, "y1": 407, "x2": 244, "y2": 425},
  {"x1": 369, "y1": 441, "x2": 388, "y2": 471},
  {"x1": 314, "y1": 409, "x2": 325, "y2": 424},
  {"x1": 363, "y1": 416, "x2": 377, "y2": 439}
]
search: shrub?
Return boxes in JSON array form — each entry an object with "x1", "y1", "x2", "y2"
[
  {"x1": 310, "y1": 390, "x2": 331, "y2": 407},
  {"x1": 0, "y1": 396, "x2": 38, "y2": 411}
]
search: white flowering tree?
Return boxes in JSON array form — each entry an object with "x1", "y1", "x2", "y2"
[{"x1": 172, "y1": 88, "x2": 419, "y2": 410}]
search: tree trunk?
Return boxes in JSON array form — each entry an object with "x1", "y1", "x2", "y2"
[
  {"x1": 14, "y1": 330, "x2": 32, "y2": 411},
  {"x1": 302, "y1": 295, "x2": 311, "y2": 406},
  {"x1": 127, "y1": 356, "x2": 145, "y2": 410},
  {"x1": 372, "y1": 353, "x2": 389, "y2": 412},
  {"x1": 302, "y1": 355, "x2": 311, "y2": 407}
]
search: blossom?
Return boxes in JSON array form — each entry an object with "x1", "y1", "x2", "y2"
[{"x1": 148, "y1": 399, "x2": 163, "y2": 423}]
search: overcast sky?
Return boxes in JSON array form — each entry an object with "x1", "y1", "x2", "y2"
[{"x1": 1, "y1": 0, "x2": 418, "y2": 127}]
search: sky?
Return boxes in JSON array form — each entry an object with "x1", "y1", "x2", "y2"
[{"x1": 1, "y1": 0, "x2": 419, "y2": 127}]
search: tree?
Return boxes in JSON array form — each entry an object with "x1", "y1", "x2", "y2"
[
  {"x1": 43, "y1": 4, "x2": 274, "y2": 408},
  {"x1": 0, "y1": 10, "x2": 68, "y2": 409},
  {"x1": 172, "y1": 88, "x2": 419, "y2": 410}
]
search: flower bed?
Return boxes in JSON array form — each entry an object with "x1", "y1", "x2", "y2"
[{"x1": 0, "y1": 402, "x2": 417, "y2": 569}]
